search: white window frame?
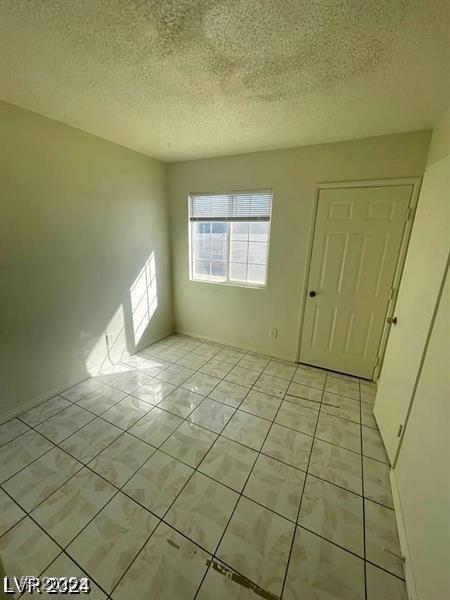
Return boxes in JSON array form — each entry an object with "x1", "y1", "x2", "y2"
[{"x1": 188, "y1": 189, "x2": 273, "y2": 289}]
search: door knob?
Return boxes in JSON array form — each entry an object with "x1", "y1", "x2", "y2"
[
  {"x1": 309, "y1": 291, "x2": 316, "y2": 298},
  {"x1": 387, "y1": 316, "x2": 398, "y2": 325}
]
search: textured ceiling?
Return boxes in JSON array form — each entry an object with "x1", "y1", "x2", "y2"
[{"x1": 0, "y1": 0, "x2": 449, "y2": 161}]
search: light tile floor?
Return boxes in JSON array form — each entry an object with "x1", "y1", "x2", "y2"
[{"x1": 0, "y1": 334, "x2": 407, "y2": 599}]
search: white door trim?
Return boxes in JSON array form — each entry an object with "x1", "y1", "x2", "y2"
[{"x1": 295, "y1": 177, "x2": 422, "y2": 379}]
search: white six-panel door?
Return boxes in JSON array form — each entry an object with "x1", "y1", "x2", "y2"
[{"x1": 299, "y1": 184, "x2": 413, "y2": 379}]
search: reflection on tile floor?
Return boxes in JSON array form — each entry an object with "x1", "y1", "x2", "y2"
[{"x1": 0, "y1": 333, "x2": 407, "y2": 599}]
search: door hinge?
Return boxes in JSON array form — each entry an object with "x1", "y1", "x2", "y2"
[
  {"x1": 389, "y1": 287, "x2": 395, "y2": 300},
  {"x1": 406, "y1": 206, "x2": 414, "y2": 222},
  {"x1": 375, "y1": 355, "x2": 381, "y2": 367},
  {"x1": 397, "y1": 424, "x2": 403, "y2": 437}
]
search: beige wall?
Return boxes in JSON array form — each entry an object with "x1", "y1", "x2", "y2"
[
  {"x1": 0, "y1": 101, "x2": 173, "y2": 420},
  {"x1": 168, "y1": 131, "x2": 431, "y2": 360},
  {"x1": 391, "y1": 107, "x2": 450, "y2": 600}
]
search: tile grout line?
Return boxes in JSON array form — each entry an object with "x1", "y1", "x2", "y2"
[
  {"x1": 278, "y1": 368, "x2": 327, "y2": 599},
  {"x1": 1, "y1": 335, "x2": 398, "y2": 599}
]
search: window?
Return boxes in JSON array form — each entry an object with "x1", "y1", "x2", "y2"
[{"x1": 188, "y1": 190, "x2": 272, "y2": 287}]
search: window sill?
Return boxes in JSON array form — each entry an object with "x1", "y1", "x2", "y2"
[{"x1": 189, "y1": 278, "x2": 267, "y2": 291}]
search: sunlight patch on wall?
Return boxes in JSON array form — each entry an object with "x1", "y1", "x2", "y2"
[
  {"x1": 86, "y1": 304, "x2": 129, "y2": 376},
  {"x1": 131, "y1": 251, "x2": 158, "y2": 345}
]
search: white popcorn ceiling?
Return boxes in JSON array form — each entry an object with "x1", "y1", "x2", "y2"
[{"x1": 0, "y1": 0, "x2": 449, "y2": 161}]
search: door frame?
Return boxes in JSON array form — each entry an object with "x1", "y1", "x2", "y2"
[{"x1": 295, "y1": 177, "x2": 423, "y2": 380}]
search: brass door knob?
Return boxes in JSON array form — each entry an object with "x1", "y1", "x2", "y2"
[{"x1": 387, "y1": 316, "x2": 398, "y2": 325}]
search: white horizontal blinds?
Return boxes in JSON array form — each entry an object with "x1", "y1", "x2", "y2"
[{"x1": 189, "y1": 191, "x2": 271, "y2": 222}]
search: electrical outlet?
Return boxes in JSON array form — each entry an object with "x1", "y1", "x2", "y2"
[
  {"x1": 269, "y1": 328, "x2": 278, "y2": 339},
  {"x1": 105, "y1": 333, "x2": 115, "y2": 346}
]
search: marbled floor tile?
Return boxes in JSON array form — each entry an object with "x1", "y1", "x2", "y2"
[
  {"x1": 0, "y1": 517, "x2": 60, "y2": 579},
  {"x1": 284, "y1": 526, "x2": 365, "y2": 600},
  {"x1": 35, "y1": 404, "x2": 95, "y2": 443},
  {"x1": 262, "y1": 423, "x2": 312, "y2": 470},
  {"x1": 112, "y1": 522, "x2": 210, "y2": 600},
  {"x1": 208, "y1": 380, "x2": 249, "y2": 408},
  {"x1": 67, "y1": 492, "x2": 159, "y2": 593},
  {"x1": 360, "y1": 383, "x2": 377, "y2": 406},
  {"x1": 363, "y1": 426, "x2": 389, "y2": 464},
  {"x1": 76, "y1": 386, "x2": 127, "y2": 415},
  {"x1": 292, "y1": 367, "x2": 326, "y2": 390},
  {"x1": 217, "y1": 496, "x2": 294, "y2": 597},
  {"x1": 321, "y1": 392, "x2": 361, "y2": 424},
  {"x1": 200, "y1": 358, "x2": 233, "y2": 379},
  {"x1": 215, "y1": 347, "x2": 246, "y2": 365},
  {"x1": 128, "y1": 407, "x2": 182, "y2": 447},
  {"x1": 182, "y1": 373, "x2": 222, "y2": 396},
  {"x1": 315, "y1": 412, "x2": 362, "y2": 453},
  {"x1": 4, "y1": 447, "x2": 82, "y2": 512},
  {"x1": 275, "y1": 401, "x2": 318, "y2": 436},
  {"x1": 327, "y1": 371, "x2": 360, "y2": 383},
  {"x1": 241, "y1": 390, "x2": 282, "y2": 421},
  {"x1": 88, "y1": 432, "x2": 155, "y2": 487},
  {"x1": 97, "y1": 369, "x2": 153, "y2": 394},
  {"x1": 253, "y1": 373, "x2": 289, "y2": 398},
  {"x1": 188, "y1": 398, "x2": 236, "y2": 433},
  {"x1": 194, "y1": 341, "x2": 223, "y2": 358},
  {"x1": 0, "y1": 418, "x2": 30, "y2": 447},
  {"x1": 0, "y1": 430, "x2": 54, "y2": 483},
  {"x1": 138, "y1": 359, "x2": 173, "y2": 378},
  {"x1": 226, "y1": 366, "x2": 260, "y2": 388},
  {"x1": 19, "y1": 395, "x2": 71, "y2": 427},
  {"x1": 123, "y1": 450, "x2": 193, "y2": 516},
  {"x1": 157, "y1": 348, "x2": 190, "y2": 364},
  {"x1": 298, "y1": 475, "x2": 364, "y2": 557},
  {"x1": 176, "y1": 352, "x2": 209, "y2": 370},
  {"x1": 237, "y1": 353, "x2": 270, "y2": 373},
  {"x1": 156, "y1": 364, "x2": 195, "y2": 386},
  {"x1": 61, "y1": 378, "x2": 107, "y2": 402},
  {"x1": 31, "y1": 467, "x2": 116, "y2": 547},
  {"x1": 361, "y1": 402, "x2": 378, "y2": 429},
  {"x1": 244, "y1": 454, "x2": 305, "y2": 521},
  {"x1": 221, "y1": 410, "x2": 271, "y2": 451},
  {"x1": 38, "y1": 553, "x2": 107, "y2": 600},
  {"x1": 101, "y1": 395, "x2": 153, "y2": 429},
  {"x1": 166, "y1": 472, "x2": 239, "y2": 553},
  {"x1": 199, "y1": 437, "x2": 257, "y2": 492},
  {"x1": 363, "y1": 456, "x2": 393, "y2": 508},
  {"x1": 325, "y1": 376, "x2": 360, "y2": 400},
  {"x1": 263, "y1": 360, "x2": 296, "y2": 381},
  {"x1": 161, "y1": 421, "x2": 217, "y2": 468},
  {"x1": 285, "y1": 382, "x2": 323, "y2": 410},
  {"x1": 309, "y1": 439, "x2": 362, "y2": 495},
  {"x1": 131, "y1": 379, "x2": 176, "y2": 405},
  {"x1": 123, "y1": 354, "x2": 160, "y2": 370},
  {"x1": 365, "y1": 499, "x2": 404, "y2": 578},
  {"x1": 197, "y1": 559, "x2": 274, "y2": 600},
  {"x1": 366, "y1": 562, "x2": 407, "y2": 600},
  {"x1": 0, "y1": 488, "x2": 25, "y2": 536},
  {"x1": 157, "y1": 387, "x2": 204, "y2": 418},
  {"x1": 60, "y1": 417, "x2": 123, "y2": 463}
]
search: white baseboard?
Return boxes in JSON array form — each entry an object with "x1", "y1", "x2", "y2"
[
  {"x1": 0, "y1": 374, "x2": 89, "y2": 425},
  {"x1": 1, "y1": 328, "x2": 176, "y2": 425},
  {"x1": 174, "y1": 328, "x2": 296, "y2": 363},
  {"x1": 390, "y1": 469, "x2": 418, "y2": 600}
]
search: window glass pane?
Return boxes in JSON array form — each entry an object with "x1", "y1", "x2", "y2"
[
  {"x1": 248, "y1": 242, "x2": 267, "y2": 265},
  {"x1": 195, "y1": 222, "x2": 211, "y2": 235},
  {"x1": 229, "y1": 262, "x2": 247, "y2": 282},
  {"x1": 211, "y1": 261, "x2": 226, "y2": 279},
  {"x1": 247, "y1": 264, "x2": 265, "y2": 284},
  {"x1": 211, "y1": 222, "x2": 227, "y2": 236},
  {"x1": 231, "y1": 222, "x2": 249, "y2": 241},
  {"x1": 230, "y1": 241, "x2": 248, "y2": 263},
  {"x1": 249, "y1": 221, "x2": 269, "y2": 241},
  {"x1": 194, "y1": 260, "x2": 210, "y2": 278},
  {"x1": 195, "y1": 239, "x2": 210, "y2": 259},
  {"x1": 211, "y1": 239, "x2": 227, "y2": 260}
]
